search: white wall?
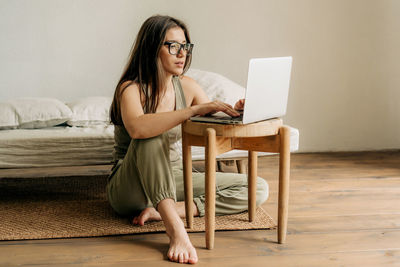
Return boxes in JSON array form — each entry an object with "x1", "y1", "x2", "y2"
[{"x1": 0, "y1": 0, "x2": 399, "y2": 152}]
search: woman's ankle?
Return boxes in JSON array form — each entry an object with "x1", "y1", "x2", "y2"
[{"x1": 175, "y1": 201, "x2": 199, "y2": 217}]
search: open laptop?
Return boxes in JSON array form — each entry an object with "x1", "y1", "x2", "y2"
[{"x1": 190, "y1": 56, "x2": 293, "y2": 124}]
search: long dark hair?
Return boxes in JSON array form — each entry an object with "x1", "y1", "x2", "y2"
[{"x1": 110, "y1": 15, "x2": 192, "y2": 125}]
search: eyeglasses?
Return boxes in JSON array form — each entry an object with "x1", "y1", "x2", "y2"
[{"x1": 163, "y1": 42, "x2": 194, "y2": 55}]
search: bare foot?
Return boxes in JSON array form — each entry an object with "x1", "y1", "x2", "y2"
[
  {"x1": 166, "y1": 224, "x2": 198, "y2": 264},
  {"x1": 133, "y1": 205, "x2": 198, "y2": 263},
  {"x1": 132, "y1": 207, "x2": 162, "y2": 226},
  {"x1": 132, "y1": 202, "x2": 199, "y2": 226},
  {"x1": 157, "y1": 199, "x2": 198, "y2": 264}
]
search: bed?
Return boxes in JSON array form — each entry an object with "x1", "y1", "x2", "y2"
[
  {"x1": 0, "y1": 125, "x2": 115, "y2": 168},
  {"x1": 0, "y1": 69, "x2": 299, "y2": 177}
]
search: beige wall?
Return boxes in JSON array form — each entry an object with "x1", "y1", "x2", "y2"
[{"x1": 0, "y1": 0, "x2": 399, "y2": 152}]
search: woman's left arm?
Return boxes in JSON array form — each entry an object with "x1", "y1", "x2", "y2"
[
  {"x1": 180, "y1": 76, "x2": 209, "y2": 106},
  {"x1": 181, "y1": 76, "x2": 235, "y2": 116}
]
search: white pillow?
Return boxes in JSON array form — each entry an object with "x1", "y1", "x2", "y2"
[
  {"x1": 6, "y1": 97, "x2": 73, "y2": 129},
  {"x1": 66, "y1": 96, "x2": 112, "y2": 127},
  {"x1": 0, "y1": 102, "x2": 18, "y2": 129},
  {"x1": 185, "y1": 69, "x2": 245, "y2": 106}
]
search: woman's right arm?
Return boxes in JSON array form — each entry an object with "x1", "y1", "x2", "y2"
[
  {"x1": 121, "y1": 83, "x2": 239, "y2": 139},
  {"x1": 120, "y1": 84, "x2": 192, "y2": 139}
]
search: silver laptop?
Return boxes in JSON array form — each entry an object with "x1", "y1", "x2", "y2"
[{"x1": 190, "y1": 56, "x2": 293, "y2": 124}]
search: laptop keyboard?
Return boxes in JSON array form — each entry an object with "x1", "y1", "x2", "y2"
[{"x1": 213, "y1": 114, "x2": 243, "y2": 121}]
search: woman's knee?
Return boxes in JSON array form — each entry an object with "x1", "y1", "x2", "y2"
[
  {"x1": 133, "y1": 134, "x2": 170, "y2": 162},
  {"x1": 135, "y1": 134, "x2": 168, "y2": 153},
  {"x1": 256, "y1": 177, "x2": 269, "y2": 205}
]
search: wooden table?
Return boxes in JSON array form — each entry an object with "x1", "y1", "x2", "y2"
[{"x1": 181, "y1": 118, "x2": 291, "y2": 249}]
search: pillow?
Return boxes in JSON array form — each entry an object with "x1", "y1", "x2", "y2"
[
  {"x1": 6, "y1": 97, "x2": 73, "y2": 129},
  {"x1": 0, "y1": 102, "x2": 18, "y2": 129},
  {"x1": 185, "y1": 69, "x2": 245, "y2": 106},
  {"x1": 66, "y1": 96, "x2": 112, "y2": 127}
]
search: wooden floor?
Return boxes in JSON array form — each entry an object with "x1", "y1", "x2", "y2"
[{"x1": 1, "y1": 151, "x2": 399, "y2": 266}]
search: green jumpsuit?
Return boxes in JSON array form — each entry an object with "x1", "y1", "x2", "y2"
[{"x1": 106, "y1": 76, "x2": 269, "y2": 217}]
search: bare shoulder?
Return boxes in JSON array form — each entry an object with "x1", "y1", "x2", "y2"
[
  {"x1": 120, "y1": 80, "x2": 139, "y2": 93},
  {"x1": 119, "y1": 80, "x2": 141, "y2": 99},
  {"x1": 119, "y1": 80, "x2": 146, "y2": 107},
  {"x1": 179, "y1": 75, "x2": 209, "y2": 105},
  {"x1": 179, "y1": 75, "x2": 201, "y2": 92}
]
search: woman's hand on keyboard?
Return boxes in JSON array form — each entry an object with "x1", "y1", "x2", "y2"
[
  {"x1": 191, "y1": 100, "x2": 240, "y2": 117},
  {"x1": 234, "y1": 99, "x2": 245, "y2": 111}
]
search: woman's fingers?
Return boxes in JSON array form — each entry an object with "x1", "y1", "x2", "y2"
[
  {"x1": 216, "y1": 101, "x2": 240, "y2": 116},
  {"x1": 234, "y1": 99, "x2": 245, "y2": 110},
  {"x1": 239, "y1": 99, "x2": 245, "y2": 108},
  {"x1": 193, "y1": 101, "x2": 240, "y2": 116}
]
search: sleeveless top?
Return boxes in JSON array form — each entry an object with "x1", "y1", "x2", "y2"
[{"x1": 112, "y1": 76, "x2": 187, "y2": 165}]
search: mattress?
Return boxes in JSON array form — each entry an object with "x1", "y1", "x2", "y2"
[
  {"x1": 0, "y1": 125, "x2": 115, "y2": 168},
  {"x1": 0, "y1": 125, "x2": 299, "y2": 168}
]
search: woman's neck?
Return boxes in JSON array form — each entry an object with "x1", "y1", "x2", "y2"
[
  {"x1": 161, "y1": 73, "x2": 174, "y2": 94},
  {"x1": 163, "y1": 73, "x2": 173, "y2": 85}
]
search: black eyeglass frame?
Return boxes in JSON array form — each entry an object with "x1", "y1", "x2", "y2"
[{"x1": 163, "y1": 41, "x2": 194, "y2": 55}]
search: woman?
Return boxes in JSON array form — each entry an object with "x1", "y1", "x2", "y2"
[{"x1": 107, "y1": 15, "x2": 269, "y2": 264}]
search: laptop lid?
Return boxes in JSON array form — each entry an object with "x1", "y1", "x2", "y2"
[{"x1": 242, "y1": 57, "x2": 292, "y2": 124}]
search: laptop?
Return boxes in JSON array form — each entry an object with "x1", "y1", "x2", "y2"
[{"x1": 190, "y1": 56, "x2": 293, "y2": 124}]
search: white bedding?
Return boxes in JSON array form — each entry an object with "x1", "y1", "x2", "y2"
[
  {"x1": 0, "y1": 125, "x2": 299, "y2": 168},
  {"x1": 0, "y1": 125, "x2": 115, "y2": 168}
]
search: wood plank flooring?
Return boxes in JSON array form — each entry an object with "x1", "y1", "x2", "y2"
[{"x1": 1, "y1": 151, "x2": 399, "y2": 266}]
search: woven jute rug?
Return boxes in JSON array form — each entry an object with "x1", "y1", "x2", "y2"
[{"x1": 0, "y1": 175, "x2": 276, "y2": 241}]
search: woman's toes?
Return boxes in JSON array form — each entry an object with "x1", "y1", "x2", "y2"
[
  {"x1": 183, "y1": 252, "x2": 189, "y2": 263},
  {"x1": 188, "y1": 250, "x2": 198, "y2": 264},
  {"x1": 138, "y1": 216, "x2": 146, "y2": 226},
  {"x1": 172, "y1": 252, "x2": 179, "y2": 262},
  {"x1": 167, "y1": 250, "x2": 173, "y2": 262},
  {"x1": 178, "y1": 253, "x2": 184, "y2": 263}
]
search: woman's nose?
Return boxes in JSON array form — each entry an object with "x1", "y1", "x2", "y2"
[{"x1": 177, "y1": 48, "x2": 186, "y2": 58}]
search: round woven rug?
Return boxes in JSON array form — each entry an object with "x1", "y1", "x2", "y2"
[{"x1": 0, "y1": 175, "x2": 276, "y2": 241}]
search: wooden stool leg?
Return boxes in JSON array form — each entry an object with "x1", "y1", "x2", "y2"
[
  {"x1": 205, "y1": 128, "x2": 216, "y2": 249},
  {"x1": 236, "y1": 159, "x2": 247, "y2": 174},
  {"x1": 217, "y1": 161, "x2": 222, "y2": 172},
  {"x1": 182, "y1": 132, "x2": 193, "y2": 229},
  {"x1": 278, "y1": 126, "x2": 291, "y2": 244},
  {"x1": 248, "y1": 151, "x2": 257, "y2": 222}
]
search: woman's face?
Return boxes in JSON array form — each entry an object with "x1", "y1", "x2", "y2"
[{"x1": 159, "y1": 27, "x2": 187, "y2": 76}]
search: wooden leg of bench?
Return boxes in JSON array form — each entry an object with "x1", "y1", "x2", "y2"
[
  {"x1": 217, "y1": 161, "x2": 222, "y2": 172},
  {"x1": 236, "y1": 159, "x2": 247, "y2": 174}
]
